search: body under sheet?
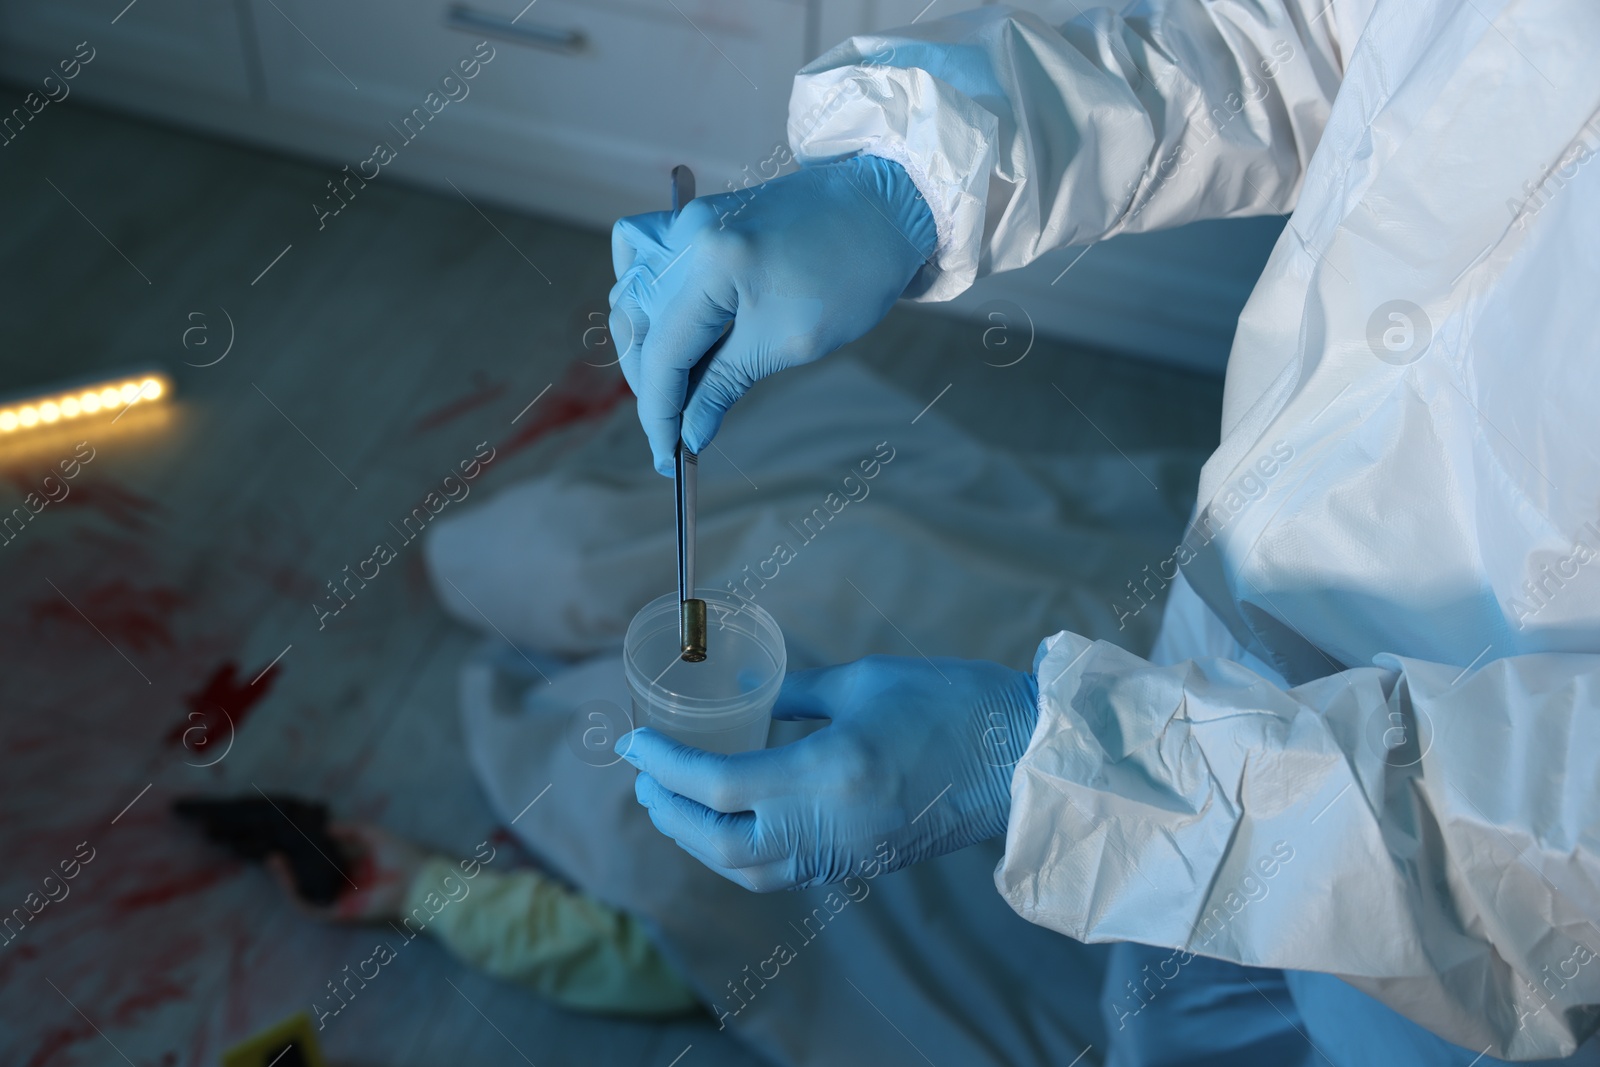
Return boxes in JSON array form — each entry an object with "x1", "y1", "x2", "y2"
[{"x1": 424, "y1": 358, "x2": 1205, "y2": 1066}]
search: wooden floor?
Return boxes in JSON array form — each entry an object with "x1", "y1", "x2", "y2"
[{"x1": 0, "y1": 100, "x2": 1223, "y2": 1066}]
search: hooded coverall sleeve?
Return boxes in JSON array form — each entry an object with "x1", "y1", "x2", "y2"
[
  {"x1": 1002, "y1": 631, "x2": 1600, "y2": 1059},
  {"x1": 788, "y1": 0, "x2": 1365, "y2": 301}
]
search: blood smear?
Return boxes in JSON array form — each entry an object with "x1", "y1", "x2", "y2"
[
  {"x1": 492, "y1": 366, "x2": 631, "y2": 467},
  {"x1": 30, "y1": 579, "x2": 184, "y2": 652},
  {"x1": 164, "y1": 660, "x2": 282, "y2": 748},
  {"x1": 109, "y1": 865, "x2": 237, "y2": 916},
  {"x1": 411, "y1": 376, "x2": 509, "y2": 434},
  {"x1": 49, "y1": 480, "x2": 159, "y2": 531}
]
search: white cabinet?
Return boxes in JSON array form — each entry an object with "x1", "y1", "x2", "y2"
[
  {"x1": 0, "y1": 0, "x2": 1277, "y2": 371},
  {"x1": 246, "y1": 0, "x2": 808, "y2": 223}
]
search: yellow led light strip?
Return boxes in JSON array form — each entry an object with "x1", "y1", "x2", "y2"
[{"x1": 0, "y1": 373, "x2": 170, "y2": 434}]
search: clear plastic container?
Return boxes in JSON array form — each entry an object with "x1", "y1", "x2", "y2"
[{"x1": 623, "y1": 590, "x2": 785, "y2": 754}]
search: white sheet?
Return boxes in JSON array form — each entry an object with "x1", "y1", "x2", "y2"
[{"x1": 426, "y1": 358, "x2": 1204, "y2": 1065}]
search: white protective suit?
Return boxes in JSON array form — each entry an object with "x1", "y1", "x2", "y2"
[{"x1": 791, "y1": 0, "x2": 1600, "y2": 1059}]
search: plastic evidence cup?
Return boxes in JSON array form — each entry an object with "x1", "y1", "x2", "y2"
[{"x1": 623, "y1": 590, "x2": 785, "y2": 755}]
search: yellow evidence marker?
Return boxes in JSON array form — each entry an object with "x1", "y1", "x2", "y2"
[{"x1": 220, "y1": 1012, "x2": 328, "y2": 1067}]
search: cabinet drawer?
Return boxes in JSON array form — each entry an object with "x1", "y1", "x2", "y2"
[{"x1": 252, "y1": 0, "x2": 805, "y2": 181}]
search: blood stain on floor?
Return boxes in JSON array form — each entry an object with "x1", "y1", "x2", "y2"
[
  {"x1": 109, "y1": 864, "x2": 240, "y2": 917},
  {"x1": 25, "y1": 1022, "x2": 95, "y2": 1067},
  {"x1": 490, "y1": 362, "x2": 632, "y2": 469},
  {"x1": 28, "y1": 579, "x2": 185, "y2": 653},
  {"x1": 110, "y1": 975, "x2": 191, "y2": 1026},
  {"x1": 164, "y1": 659, "x2": 283, "y2": 751},
  {"x1": 411, "y1": 374, "x2": 509, "y2": 434},
  {"x1": 47, "y1": 479, "x2": 160, "y2": 532}
]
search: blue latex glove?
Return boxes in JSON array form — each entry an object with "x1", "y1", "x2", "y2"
[
  {"x1": 609, "y1": 155, "x2": 938, "y2": 475},
  {"x1": 615, "y1": 656, "x2": 1040, "y2": 891}
]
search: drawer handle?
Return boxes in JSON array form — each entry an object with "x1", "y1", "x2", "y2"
[{"x1": 444, "y1": 3, "x2": 587, "y2": 54}]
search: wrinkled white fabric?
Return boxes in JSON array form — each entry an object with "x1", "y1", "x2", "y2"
[
  {"x1": 430, "y1": 357, "x2": 1204, "y2": 1066},
  {"x1": 790, "y1": 0, "x2": 1365, "y2": 300},
  {"x1": 794, "y1": 0, "x2": 1600, "y2": 1058},
  {"x1": 427, "y1": 359, "x2": 1199, "y2": 669}
]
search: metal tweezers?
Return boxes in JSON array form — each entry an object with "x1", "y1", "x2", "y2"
[{"x1": 671, "y1": 164, "x2": 707, "y2": 662}]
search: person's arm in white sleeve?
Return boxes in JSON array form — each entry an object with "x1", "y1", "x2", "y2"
[
  {"x1": 790, "y1": 0, "x2": 1367, "y2": 300},
  {"x1": 1002, "y1": 631, "x2": 1600, "y2": 1059}
]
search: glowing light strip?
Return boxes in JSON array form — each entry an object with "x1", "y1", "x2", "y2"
[{"x1": 0, "y1": 374, "x2": 169, "y2": 434}]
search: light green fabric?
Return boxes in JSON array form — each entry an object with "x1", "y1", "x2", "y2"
[{"x1": 402, "y1": 856, "x2": 698, "y2": 1015}]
